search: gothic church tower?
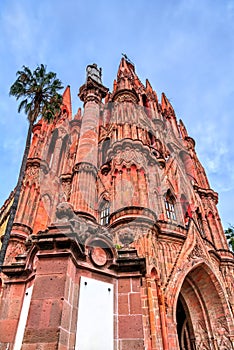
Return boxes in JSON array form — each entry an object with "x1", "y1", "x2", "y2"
[{"x1": 0, "y1": 58, "x2": 233, "y2": 350}]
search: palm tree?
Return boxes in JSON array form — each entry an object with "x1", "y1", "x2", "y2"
[
  {"x1": 225, "y1": 225, "x2": 234, "y2": 252},
  {"x1": 0, "y1": 64, "x2": 63, "y2": 270}
]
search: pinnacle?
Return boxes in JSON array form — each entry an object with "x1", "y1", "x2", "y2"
[
  {"x1": 161, "y1": 92, "x2": 174, "y2": 114},
  {"x1": 62, "y1": 85, "x2": 72, "y2": 118},
  {"x1": 115, "y1": 55, "x2": 144, "y2": 93}
]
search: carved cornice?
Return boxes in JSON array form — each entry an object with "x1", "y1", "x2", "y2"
[
  {"x1": 110, "y1": 248, "x2": 146, "y2": 275},
  {"x1": 26, "y1": 157, "x2": 49, "y2": 174},
  {"x1": 217, "y1": 249, "x2": 234, "y2": 264},
  {"x1": 111, "y1": 88, "x2": 139, "y2": 103},
  {"x1": 185, "y1": 136, "x2": 196, "y2": 149},
  {"x1": 193, "y1": 184, "x2": 218, "y2": 204},
  {"x1": 60, "y1": 173, "x2": 72, "y2": 182},
  {"x1": 109, "y1": 206, "x2": 157, "y2": 227},
  {"x1": 69, "y1": 119, "x2": 81, "y2": 128},
  {"x1": 12, "y1": 223, "x2": 33, "y2": 236},
  {"x1": 32, "y1": 229, "x2": 86, "y2": 263},
  {"x1": 157, "y1": 220, "x2": 188, "y2": 240},
  {"x1": 73, "y1": 162, "x2": 97, "y2": 177},
  {"x1": 107, "y1": 138, "x2": 163, "y2": 169},
  {"x1": 79, "y1": 77, "x2": 108, "y2": 103},
  {"x1": 1, "y1": 263, "x2": 29, "y2": 278}
]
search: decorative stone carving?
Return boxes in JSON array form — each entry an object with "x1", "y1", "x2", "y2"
[
  {"x1": 60, "y1": 178, "x2": 72, "y2": 202},
  {"x1": 90, "y1": 246, "x2": 108, "y2": 267},
  {"x1": 215, "y1": 316, "x2": 233, "y2": 350},
  {"x1": 119, "y1": 230, "x2": 134, "y2": 246},
  {"x1": 216, "y1": 316, "x2": 229, "y2": 335},
  {"x1": 188, "y1": 241, "x2": 206, "y2": 261},
  {"x1": 194, "y1": 320, "x2": 210, "y2": 350},
  {"x1": 55, "y1": 202, "x2": 74, "y2": 221},
  {"x1": 86, "y1": 63, "x2": 102, "y2": 85},
  {"x1": 4, "y1": 240, "x2": 26, "y2": 265},
  {"x1": 73, "y1": 162, "x2": 97, "y2": 176},
  {"x1": 220, "y1": 265, "x2": 234, "y2": 305},
  {"x1": 108, "y1": 139, "x2": 158, "y2": 171},
  {"x1": 115, "y1": 147, "x2": 147, "y2": 169},
  {"x1": 54, "y1": 202, "x2": 113, "y2": 248},
  {"x1": 24, "y1": 165, "x2": 40, "y2": 187},
  {"x1": 112, "y1": 89, "x2": 139, "y2": 104}
]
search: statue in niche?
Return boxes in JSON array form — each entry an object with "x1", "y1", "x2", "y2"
[{"x1": 86, "y1": 63, "x2": 102, "y2": 84}]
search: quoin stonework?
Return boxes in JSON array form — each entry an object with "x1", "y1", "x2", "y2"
[{"x1": 0, "y1": 58, "x2": 233, "y2": 349}]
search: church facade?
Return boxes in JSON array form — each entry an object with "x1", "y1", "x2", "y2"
[{"x1": 0, "y1": 58, "x2": 233, "y2": 349}]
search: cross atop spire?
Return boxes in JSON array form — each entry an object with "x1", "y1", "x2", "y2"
[{"x1": 121, "y1": 53, "x2": 135, "y2": 66}]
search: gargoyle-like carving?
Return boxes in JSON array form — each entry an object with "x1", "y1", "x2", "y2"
[{"x1": 56, "y1": 202, "x2": 74, "y2": 221}]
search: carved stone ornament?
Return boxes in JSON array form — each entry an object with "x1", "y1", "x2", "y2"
[
  {"x1": 4, "y1": 240, "x2": 26, "y2": 265},
  {"x1": 24, "y1": 164, "x2": 40, "y2": 186},
  {"x1": 108, "y1": 140, "x2": 157, "y2": 170},
  {"x1": 215, "y1": 316, "x2": 232, "y2": 350},
  {"x1": 55, "y1": 202, "x2": 74, "y2": 221},
  {"x1": 194, "y1": 320, "x2": 210, "y2": 350},
  {"x1": 86, "y1": 63, "x2": 102, "y2": 85},
  {"x1": 112, "y1": 89, "x2": 139, "y2": 104},
  {"x1": 60, "y1": 179, "x2": 71, "y2": 202},
  {"x1": 188, "y1": 242, "x2": 206, "y2": 261},
  {"x1": 115, "y1": 148, "x2": 146, "y2": 168},
  {"x1": 90, "y1": 246, "x2": 107, "y2": 266},
  {"x1": 119, "y1": 229, "x2": 134, "y2": 246},
  {"x1": 73, "y1": 162, "x2": 97, "y2": 176}
]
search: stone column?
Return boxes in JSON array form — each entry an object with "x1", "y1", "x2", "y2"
[{"x1": 70, "y1": 64, "x2": 108, "y2": 220}]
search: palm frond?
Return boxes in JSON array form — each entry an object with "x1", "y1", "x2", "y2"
[
  {"x1": 18, "y1": 99, "x2": 28, "y2": 113},
  {"x1": 10, "y1": 64, "x2": 63, "y2": 125}
]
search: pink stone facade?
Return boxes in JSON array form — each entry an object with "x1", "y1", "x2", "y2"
[{"x1": 0, "y1": 59, "x2": 233, "y2": 349}]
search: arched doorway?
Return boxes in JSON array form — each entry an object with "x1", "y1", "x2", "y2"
[
  {"x1": 175, "y1": 264, "x2": 232, "y2": 350},
  {"x1": 176, "y1": 295, "x2": 195, "y2": 350}
]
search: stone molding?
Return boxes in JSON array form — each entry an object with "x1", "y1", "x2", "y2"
[
  {"x1": 73, "y1": 162, "x2": 98, "y2": 177},
  {"x1": 107, "y1": 138, "x2": 163, "y2": 170},
  {"x1": 111, "y1": 88, "x2": 139, "y2": 103}
]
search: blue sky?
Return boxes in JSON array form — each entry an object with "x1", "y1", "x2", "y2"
[{"x1": 0, "y1": 0, "x2": 233, "y2": 228}]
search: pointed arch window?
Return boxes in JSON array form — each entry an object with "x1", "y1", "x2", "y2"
[
  {"x1": 148, "y1": 131, "x2": 156, "y2": 146},
  {"x1": 196, "y1": 209, "x2": 204, "y2": 236},
  {"x1": 57, "y1": 134, "x2": 68, "y2": 175},
  {"x1": 47, "y1": 129, "x2": 58, "y2": 168},
  {"x1": 164, "y1": 191, "x2": 176, "y2": 221},
  {"x1": 180, "y1": 194, "x2": 191, "y2": 226},
  {"x1": 102, "y1": 138, "x2": 111, "y2": 165},
  {"x1": 99, "y1": 200, "x2": 110, "y2": 226},
  {"x1": 180, "y1": 194, "x2": 190, "y2": 217}
]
